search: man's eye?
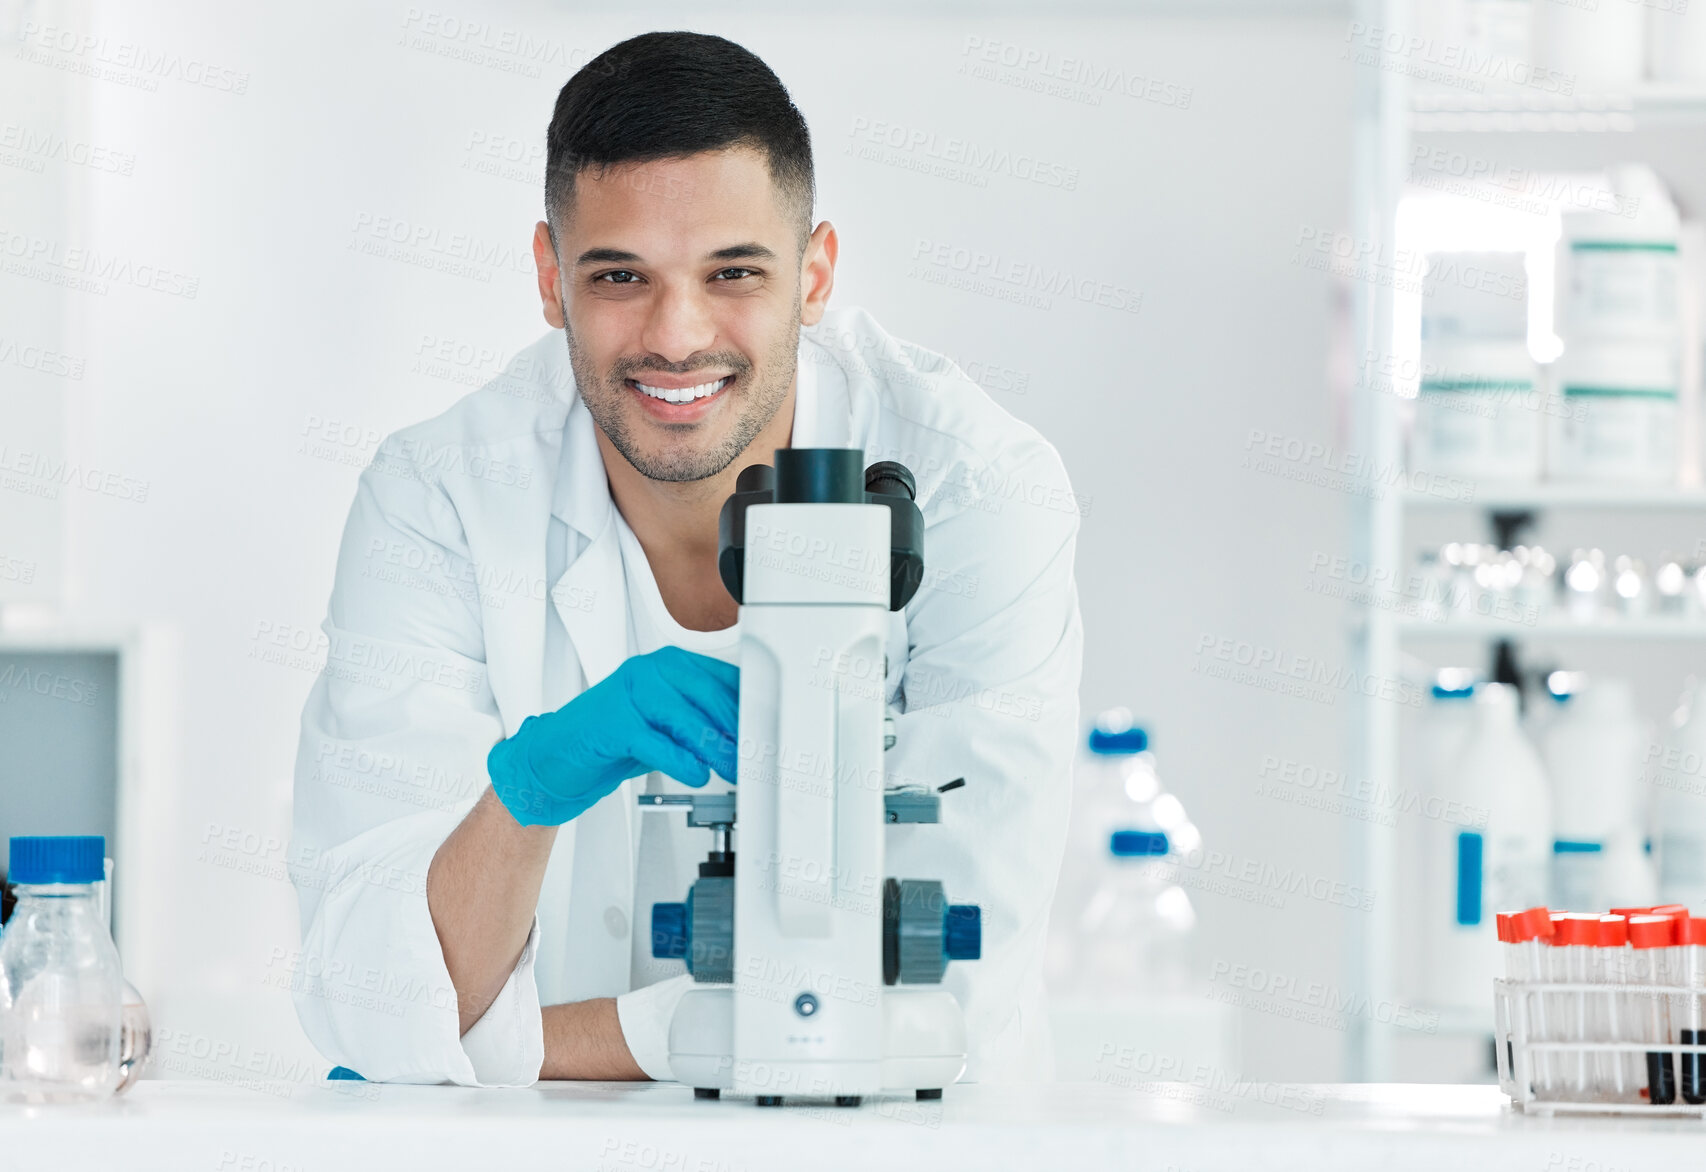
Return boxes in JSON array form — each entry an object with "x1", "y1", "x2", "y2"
[
  {"x1": 595, "y1": 270, "x2": 641, "y2": 284},
  {"x1": 713, "y1": 267, "x2": 757, "y2": 281}
]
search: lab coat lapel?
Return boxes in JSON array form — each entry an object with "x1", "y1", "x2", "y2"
[{"x1": 547, "y1": 397, "x2": 637, "y2": 996}]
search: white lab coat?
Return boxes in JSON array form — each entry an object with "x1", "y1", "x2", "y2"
[{"x1": 289, "y1": 307, "x2": 1083, "y2": 1085}]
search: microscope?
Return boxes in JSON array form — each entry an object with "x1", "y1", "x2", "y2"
[{"x1": 642, "y1": 448, "x2": 981, "y2": 1107}]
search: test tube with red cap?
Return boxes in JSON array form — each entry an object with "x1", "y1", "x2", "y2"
[
  {"x1": 1503, "y1": 907, "x2": 1553, "y2": 1092},
  {"x1": 1674, "y1": 916, "x2": 1706, "y2": 1104},
  {"x1": 1595, "y1": 915, "x2": 1629, "y2": 1099},
  {"x1": 1548, "y1": 913, "x2": 1599, "y2": 1098},
  {"x1": 1629, "y1": 914, "x2": 1677, "y2": 1105}
]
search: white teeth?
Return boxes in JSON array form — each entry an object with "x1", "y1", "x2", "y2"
[{"x1": 635, "y1": 377, "x2": 728, "y2": 404}]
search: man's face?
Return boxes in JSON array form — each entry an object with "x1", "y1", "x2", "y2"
[{"x1": 540, "y1": 148, "x2": 816, "y2": 484}]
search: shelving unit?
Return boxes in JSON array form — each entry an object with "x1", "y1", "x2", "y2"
[{"x1": 1344, "y1": 0, "x2": 1706, "y2": 1079}]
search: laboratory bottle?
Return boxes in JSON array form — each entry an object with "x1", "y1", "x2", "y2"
[
  {"x1": 1542, "y1": 679, "x2": 1646, "y2": 911},
  {"x1": 1654, "y1": 680, "x2": 1706, "y2": 909},
  {"x1": 1069, "y1": 830, "x2": 1195, "y2": 997},
  {"x1": 1418, "y1": 678, "x2": 1478, "y2": 1007},
  {"x1": 1424, "y1": 683, "x2": 1552, "y2": 1013},
  {"x1": 1046, "y1": 711, "x2": 1152, "y2": 987},
  {"x1": 0, "y1": 836, "x2": 123, "y2": 1102}
]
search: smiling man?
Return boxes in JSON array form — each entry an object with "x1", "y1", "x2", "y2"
[{"x1": 290, "y1": 31, "x2": 1083, "y2": 1087}]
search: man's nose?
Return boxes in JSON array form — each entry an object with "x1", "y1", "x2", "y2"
[{"x1": 640, "y1": 280, "x2": 717, "y2": 363}]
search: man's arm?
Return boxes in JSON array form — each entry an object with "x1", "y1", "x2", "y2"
[
  {"x1": 426, "y1": 787, "x2": 644, "y2": 1079},
  {"x1": 427, "y1": 788, "x2": 558, "y2": 1036}
]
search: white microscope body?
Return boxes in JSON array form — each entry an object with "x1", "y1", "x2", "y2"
[{"x1": 646, "y1": 449, "x2": 979, "y2": 1106}]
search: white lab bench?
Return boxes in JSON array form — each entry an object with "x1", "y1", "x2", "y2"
[{"x1": 5, "y1": 1080, "x2": 1700, "y2": 1171}]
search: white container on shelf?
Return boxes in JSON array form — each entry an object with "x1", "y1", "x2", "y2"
[
  {"x1": 1533, "y1": 0, "x2": 1645, "y2": 88},
  {"x1": 1550, "y1": 340, "x2": 1679, "y2": 483},
  {"x1": 1649, "y1": 5, "x2": 1706, "y2": 84},
  {"x1": 1424, "y1": 683, "x2": 1553, "y2": 1013},
  {"x1": 1542, "y1": 678, "x2": 1649, "y2": 910},
  {"x1": 1414, "y1": 338, "x2": 1542, "y2": 482},
  {"x1": 1654, "y1": 680, "x2": 1706, "y2": 910},
  {"x1": 1559, "y1": 167, "x2": 1682, "y2": 345}
]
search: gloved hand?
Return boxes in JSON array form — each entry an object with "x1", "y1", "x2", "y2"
[{"x1": 487, "y1": 646, "x2": 739, "y2": 827}]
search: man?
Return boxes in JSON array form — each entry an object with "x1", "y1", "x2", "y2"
[{"x1": 290, "y1": 30, "x2": 1082, "y2": 1086}]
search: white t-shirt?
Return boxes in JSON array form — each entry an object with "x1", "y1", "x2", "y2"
[{"x1": 611, "y1": 511, "x2": 740, "y2": 992}]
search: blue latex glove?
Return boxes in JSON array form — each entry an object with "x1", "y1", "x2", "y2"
[{"x1": 487, "y1": 646, "x2": 739, "y2": 827}]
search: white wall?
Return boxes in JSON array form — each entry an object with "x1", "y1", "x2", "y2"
[{"x1": 1, "y1": 0, "x2": 1358, "y2": 1082}]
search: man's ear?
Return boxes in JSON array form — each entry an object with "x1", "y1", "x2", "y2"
[
  {"x1": 799, "y1": 220, "x2": 838, "y2": 328},
  {"x1": 533, "y1": 221, "x2": 566, "y2": 329}
]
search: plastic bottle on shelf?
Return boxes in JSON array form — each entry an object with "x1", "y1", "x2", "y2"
[
  {"x1": 1413, "y1": 251, "x2": 1538, "y2": 484},
  {"x1": 1048, "y1": 711, "x2": 1195, "y2": 991},
  {"x1": 0, "y1": 837, "x2": 124, "y2": 1102},
  {"x1": 1551, "y1": 167, "x2": 1682, "y2": 485},
  {"x1": 1542, "y1": 678, "x2": 1649, "y2": 911},
  {"x1": 1533, "y1": 0, "x2": 1645, "y2": 88},
  {"x1": 1653, "y1": 680, "x2": 1706, "y2": 910},
  {"x1": 1650, "y1": 5, "x2": 1706, "y2": 83},
  {"x1": 1069, "y1": 829, "x2": 1197, "y2": 997},
  {"x1": 1424, "y1": 683, "x2": 1553, "y2": 1013}
]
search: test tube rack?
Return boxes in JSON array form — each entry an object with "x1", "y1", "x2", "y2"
[{"x1": 1495, "y1": 978, "x2": 1706, "y2": 1116}]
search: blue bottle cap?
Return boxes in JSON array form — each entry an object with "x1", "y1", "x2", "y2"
[
  {"x1": 1431, "y1": 683, "x2": 1475, "y2": 700},
  {"x1": 1088, "y1": 727, "x2": 1148, "y2": 755},
  {"x1": 9, "y1": 836, "x2": 106, "y2": 884},
  {"x1": 1110, "y1": 830, "x2": 1170, "y2": 857}
]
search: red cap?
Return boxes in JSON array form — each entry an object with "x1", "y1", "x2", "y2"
[
  {"x1": 1653, "y1": 905, "x2": 1691, "y2": 920},
  {"x1": 1510, "y1": 907, "x2": 1555, "y2": 943},
  {"x1": 1611, "y1": 907, "x2": 1654, "y2": 917},
  {"x1": 1630, "y1": 915, "x2": 1677, "y2": 949},
  {"x1": 1598, "y1": 915, "x2": 1629, "y2": 947},
  {"x1": 1496, "y1": 913, "x2": 1512, "y2": 943},
  {"x1": 1553, "y1": 913, "x2": 1600, "y2": 947},
  {"x1": 1676, "y1": 918, "x2": 1706, "y2": 946}
]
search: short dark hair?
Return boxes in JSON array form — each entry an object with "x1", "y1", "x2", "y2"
[{"x1": 544, "y1": 32, "x2": 815, "y2": 244}]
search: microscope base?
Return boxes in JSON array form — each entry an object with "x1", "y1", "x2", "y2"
[{"x1": 668, "y1": 986, "x2": 968, "y2": 1099}]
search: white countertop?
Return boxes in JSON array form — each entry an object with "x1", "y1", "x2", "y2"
[{"x1": 5, "y1": 1080, "x2": 1703, "y2": 1171}]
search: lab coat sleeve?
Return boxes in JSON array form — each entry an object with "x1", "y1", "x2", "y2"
[
  {"x1": 290, "y1": 461, "x2": 544, "y2": 1086},
  {"x1": 615, "y1": 973, "x2": 694, "y2": 1081},
  {"x1": 883, "y1": 433, "x2": 1083, "y2": 1082}
]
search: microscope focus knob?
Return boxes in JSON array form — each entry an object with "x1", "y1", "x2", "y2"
[
  {"x1": 651, "y1": 902, "x2": 688, "y2": 960},
  {"x1": 944, "y1": 905, "x2": 982, "y2": 962}
]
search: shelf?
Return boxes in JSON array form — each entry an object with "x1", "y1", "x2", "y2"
[
  {"x1": 1397, "y1": 614, "x2": 1706, "y2": 640},
  {"x1": 1411, "y1": 84, "x2": 1706, "y2": 133},
  {"x1": 1403, "y1": 484, "x2": 1706, "y2": 511}
]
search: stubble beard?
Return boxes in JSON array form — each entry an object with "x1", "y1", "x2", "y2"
[{"x1": 565, "y1": 314, "x2": 800, "y2": 484}]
